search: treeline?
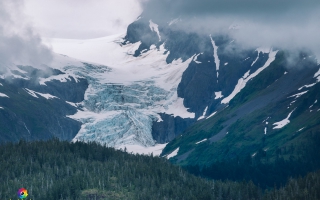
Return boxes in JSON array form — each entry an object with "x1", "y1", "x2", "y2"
[
  {"x1": 0, "y1": 139, "x2": 319, "y2": 199},
  {"x1": 185, "y1": 129, "x2": 320, "y2": 189},
  {"x1": 0, "y1": 139, "x2": 243, "y2": 199}
]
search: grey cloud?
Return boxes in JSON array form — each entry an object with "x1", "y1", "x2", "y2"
[
  {"x1": 24, "y1": 0, "x2": 144, "y2": 39},
  {"x1": 0, "y1": 0, "x2": 52, "y2": 68},
  {"x1": 143, "y1": 0, "x2": 319, "y2": 18},
  {"x1": 142, "y1": 0, "x2": 320, "y2": 60}
]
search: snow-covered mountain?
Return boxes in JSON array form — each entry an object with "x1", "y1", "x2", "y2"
[{"x1": 1, "y1": 14, "x2": 319, "y2": 160}]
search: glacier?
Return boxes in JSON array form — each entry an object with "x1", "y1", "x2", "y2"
[{"x1": 43, "y1": 34, "x2": 195, "y2": 150}]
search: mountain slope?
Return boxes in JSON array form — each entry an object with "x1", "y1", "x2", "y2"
[
  {"x1": 1, "y1": 14, "x2": 319, "y2": 162},
  {"x1": 0, "y1": 62, "x2": 88, "y2": 143},
  {"x1": 41, "y1": 17, "x2": 284, "y2": 150},
  {"x1": 161, "y1": 51, "x2": 320, "y2": 166}
]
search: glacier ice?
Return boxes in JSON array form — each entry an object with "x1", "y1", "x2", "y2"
[{"x1": 47, "y1": 35, "x2": 195, "y2": 148}]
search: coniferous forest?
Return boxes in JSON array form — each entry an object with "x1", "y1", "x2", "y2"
[{"x1": 0, "y1": 139, "x2": 320, "y2": 199}]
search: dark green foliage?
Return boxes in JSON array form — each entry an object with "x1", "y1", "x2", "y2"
[
  {"x1": 263, "y1": 170, "x2": 320, "y2": 200},
  {"x1": 184, "y1": 129, "x2": 320, "y2": 190},
  {"x1": 0, "y1": 140, "x2": 216, "y2": 199},
  {"x1": 1, "y1": 139, "x2": 319, "y2": 199}
]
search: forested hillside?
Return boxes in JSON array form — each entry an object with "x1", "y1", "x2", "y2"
[{"x1": 0, "y1": 140, "x2": 319, "y2": 199}]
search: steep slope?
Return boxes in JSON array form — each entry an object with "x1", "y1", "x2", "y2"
[
  {"x1": 0, "y1": 60, "x2": 88, "y2": 143},
  {"x1": 45, "y1": 36, "x2": 195, "y2": 150},
  {"x1": 162, "y1": 51, "x2": 320, "y2": 166},
  {"x1": 43, "y1": 17, "x2": 280, "y2": 151},
  {"x1": 2, "y1": 14, "x2": 319, "y2": 160}
]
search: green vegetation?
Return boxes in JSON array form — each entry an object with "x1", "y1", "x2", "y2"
[
  {"x1": 1, "y1": 140, "x2": 320, "y2": 199},
  {"x1": 162, "y1": 51, "x2": 320, "y2": 166},
  {"x1": 0, "y1": 140, "x2": 214, "y2": 199},
  {"x1": 159, "y1": 51, "x2": 320, "y2": 191}
]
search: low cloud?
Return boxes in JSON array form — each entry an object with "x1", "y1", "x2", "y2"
[
  {"x1": 25, "y1": 0, "x2": 144, "y2": 39},
  {"x1": 142, "y1": 0, "x2": 320, "y2": 59},
  {"x1": 0, "y1": 0, "x2": 52, "y2": 68}
]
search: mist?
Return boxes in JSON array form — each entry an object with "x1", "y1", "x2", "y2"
[
  {"x1": 0, "y1": 0, "x2": 52, "y2": 68},
  {"x1": 142, "y1": 0, "x2": 320, "y2": 60},
  {"x1": 24, "y1": 0, "x2": 144, "y2": 39}
]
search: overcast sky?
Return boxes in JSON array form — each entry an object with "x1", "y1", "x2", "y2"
[
  {"x1": 25, "y1": 0, "x2": 143, "y2": 39},
  {"x1": 142, "y1": 0, "x2": 320, "y2": 58},
  {"x1": 1, "y1": 0, "x2": 320, "y2": 66}
]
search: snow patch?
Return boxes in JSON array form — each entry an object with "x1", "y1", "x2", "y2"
[
  {"x1": 284, "y1": 71, "x2": 288, "y2": 75},
  {"x1": 309, "y1": 100, "x2": 317, "y2": 109},
  {"x1": 157, "y1": 115, "x2": 163, "y2": 122},
  {"x1": 264, "y1": 127, "x2": 267, "y2": 135},
  {"x1": 210, "y1": 35, "x2": 220, "y2": 80},
  {"x1": 221, "y1": 49, "x2": 278, "y2": 104},
  {"x1": 262, "y1": 117, "x2": 270, "y2": 123},
  {"x1": 215, "y1": 91, "x2": 223, "y2": 99},
  {"x1": 207, "y1": 111, "x2": 217, "y2": 119},
  {"x1": 25, "y1": 88, "x2": 58, "y2": 99},
  {"x1": 166, "y1": 147, "x2": 179, "y2": 159},
  {"x1": 117, "y1": 143, "x2": 167, "y2": 156},
  {"x1": 25, "y1": 88, "x2": 38, "y2": 98},
  {"x1": 224, "y1": 62, "x2": 228, "y2": 66},
  {"x1": 298, "y1": 127, "x2": 305, "y2": 132},
  {"x1": 66, "y1": 101, "x2": 78, "y2": 107},
  {"x1": 288, "y1": 91, "x2": 308, "y2": 99},
  {"x1": 196, "y1": 139, "x2": 207, "y2": 144},
  {"x1": 0, "y1": 107, "x2": 3, "y2": 109},
  {"x1": 23, "y1": 122, "x2": 31, "y2": 135},
  {"x1": 0, "y1": 93, "x2": 9, "y2": 98},
  {"x1": 36, "y1": 93, "x2": 58, "y2": 99},
  {"x1": 166, "y1": 97, "x2": 195, "y2": 118},
  {"x1": 251, "y1": 52, "x2": 259, "y2": 66},
  {"x1": 314, "y1": 67, "x2": 320, "y2": 82},
  {"x1": 256, "y1": 47, "x2": 272, "y2": 53},
  {"x1": 39, "y1": 73, "x2": 77, "y2": 85},
  {"x1": 149, "y1": 20, "x2": 161, "y2": 41},
  {"x1": 193, "y1": 54, "x2": 202, "y2": 64},
  {"x1": 197, "y1": 106, "x2": 208, "y2": 121},
  {"x1": 0, "y1": 83, "x2": 2, "y2": 86},
  {"x1": 298, "y1": 83, "x2": 316, "y2": 90},
  {"x1": 273, "y1": 109, "x2": 295, "y2": 129}
]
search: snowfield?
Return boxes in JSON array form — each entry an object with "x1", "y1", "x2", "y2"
[{"x1": 43, "y1": 33, "x2": 195, "y2": 153}]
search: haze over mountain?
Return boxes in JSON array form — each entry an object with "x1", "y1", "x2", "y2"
[
  {"x1": 1, "y1": 1, "x2": 320, "y2": 199},
  {"x1": 0, "y1": 0, "x2": 319, "y2": 175}
]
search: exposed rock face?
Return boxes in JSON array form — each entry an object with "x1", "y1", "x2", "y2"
[
  {"x1": 152, "y1": 113, "x2": 195, "y2": 143},
  {"x1": 0, "y1": 65, "x2": 88, "y2": 143},
  {"x1": 124, "y1": 17, "x2": 278, "y2": 140},
  {"x1": 2, "y1": 13, "x2": 319, "y2": 161}
]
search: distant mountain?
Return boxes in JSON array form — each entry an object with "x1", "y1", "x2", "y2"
[
  {"x1": 1, "y1": 11, "x2": 319, "y2": 166},
  {"x1": 123, "y1": 16, "x2": 320, "y2": 166},
  {"x1": 0, "y1": 57, "x2": 88, "y2": 142}
]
